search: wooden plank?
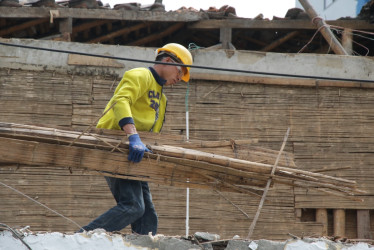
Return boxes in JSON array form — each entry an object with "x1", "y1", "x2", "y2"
[
  {"x1": 0, "y1": 7, "x2": 206, "y2": 21},
  {"x1": 190, "y1": 73, "x2": 374, "y2": 89},
  {"x1": 68, "y1": 54, "x2": 124, "y2": 67}
]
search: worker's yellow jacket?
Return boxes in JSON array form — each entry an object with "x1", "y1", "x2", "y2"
[{"x1": 97, "y1": 67, "x2": 167, "y2": 133}]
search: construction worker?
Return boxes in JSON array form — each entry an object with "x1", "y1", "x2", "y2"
[{"x1": 80, "y1": 43, "x2": 193, "y2": 235}]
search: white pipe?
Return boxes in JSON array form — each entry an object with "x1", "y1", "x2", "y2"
[
  {"x1": 186, "y1": 180, "x2": 190, "y2": 237},
  {"x1": 186, "y1": 111, "x2": 189, "y2": 141},
  {"x1": 185, "y1": 111, "x2": 190, "y2": 237}
]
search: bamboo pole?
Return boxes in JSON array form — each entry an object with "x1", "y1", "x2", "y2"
[
  {"x1": 247, "y1": 127, "x2": 290, "y2": 239},
  {"x1": 298, "y1": 0, "x2": 348, "y2": 55},
  {"x1": 0, "y1": 122, "x2": 365, "y2": 197},
  {"x1": 151, "y1": 144, "x2": 357, "y2": 187}
]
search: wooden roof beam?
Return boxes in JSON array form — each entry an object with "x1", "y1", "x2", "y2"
[
  {"x1": 72, "y1": 19, "x2": 112, "y2": 33},
  {"x1": 0, "y1": 18, "x2": 49, "y2": 37},
  {"x1": 127, "y1": 22, "x2": 184, "y2": 46},
  {"x1": 261, "y1": 31, "x2": 299, "y2": 52},
  {"x1": 87, "y1": 22, "x2": 149, "y2": 44}
]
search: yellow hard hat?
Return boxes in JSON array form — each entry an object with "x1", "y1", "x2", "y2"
[{"x1": 156, "y1": 43, "x2": 193, "y2": 82}]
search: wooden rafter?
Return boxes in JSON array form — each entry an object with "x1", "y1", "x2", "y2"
[
  {"x1": 72, "y1": 19, "x2": 112, "y2": 33},
  {"x1": 261, "y1": 31, "x2": 299, "y2": 52},
  {"x1": 0, "y1": 18, "x2": 49, "y2": 37},
  {"x1": 126, "y1": 22, "x2": 185, "y2": 46},
  {"x1": 87, "y1": 22, "x2": 149, "y2": 44}
]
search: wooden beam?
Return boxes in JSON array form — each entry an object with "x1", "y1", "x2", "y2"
[
  {"x1": 240, "y1": 35, "x2": 267, "y2": 47},
  {"x1": 87, "y1": 22, "x2": 148, "y2": 44},
  {"x1": 357, "y1": 210, "x2": 372, "y2": 239},
  {"x1": 191, "y1": 73, "x2": 374, "y2": 89},
  {"x1": 261, "y1": 31, "x2": 299, "y2": 52},
  {"x1": 333, "y1": 209, "x2": 345, "y2": 237},
  {"x1": 316, "y1": 208, "x2": 328, "y2": 236},
  {"x1": 0, "y1": 7, "x2": 206, "y2": 22},
  {"x1": 189, "y1": 19, "x2": 374, "y2": 30},
  {"x1": 127, "y1": 22, "x2": 184, "y2": 46},
  {"x1": 0, "y1": 18, "x2": 49, "y2": 37},
  {"x1": 298, "y1": 0, "x2": 348, "y2": 55},
  {"x1": 72, "y1": 19, "x2": 111, "y2": 33}
]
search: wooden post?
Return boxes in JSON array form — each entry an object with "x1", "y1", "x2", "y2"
[
  {"x1": 220, "y1": 27, "x2": 234, "y2": 49},
  {"x1": 59, "y1": 17, "x2": 72, "y2": 42},
  {"x1": 316, "y1": 209, "x2": 328, "y2": 236},
  {"x1": 298, "y1": 0, "x2": 348, "y2": 55},
  {"x1": 357, "y1": 210, "x2": 372, "y2": 239},
  {"x1": 333, "y1": 209, "x2": 345, "y2": 237},
  {"x1": 342, "y1": 28, "x2": 353, "y2": 55}
]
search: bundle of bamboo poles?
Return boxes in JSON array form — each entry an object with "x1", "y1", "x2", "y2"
[{"x1": 0, "y1": 122, "x2": 365, "y2": 199}]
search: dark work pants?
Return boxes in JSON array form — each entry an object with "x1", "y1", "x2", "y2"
[{"x1": 82, "y1": 177, "x2": 158, "y2": 235}]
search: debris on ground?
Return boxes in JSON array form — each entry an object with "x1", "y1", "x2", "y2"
[{"x1": 1, "y1": 228, "x2": 373, "y2": 250}]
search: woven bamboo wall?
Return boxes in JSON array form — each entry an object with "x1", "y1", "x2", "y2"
[{"x1": 1, "y1": 68, "x2": 373, "y2": 239}]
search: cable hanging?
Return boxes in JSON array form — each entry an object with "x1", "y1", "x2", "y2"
[{"x1": 0, "y1": 41, "x2": 373, "y2": 83}]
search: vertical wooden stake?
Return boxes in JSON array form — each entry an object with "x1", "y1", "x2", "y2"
[
  {"x1": 220, "y1": 27, "x2": 234, "y2": 49},
  {"x1": 357, "y1": 209, "x2": 372, "y2": 239},
  {"x1": 333, "y1": 209, "x2": 345, "y2": 237},
  {"x1": 59, "y1": 17, "x2": 72, "y2": 42},
  {"x1": 316, "y1": 208, "x2": 328, "y2": 236},
  {"x1": 246, "y1": 127, "x2": 290, "y2": 239}
]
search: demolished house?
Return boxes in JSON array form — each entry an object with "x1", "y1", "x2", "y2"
[{"x1": 0, "y1": 0, "x2": 374, "y2": 249}]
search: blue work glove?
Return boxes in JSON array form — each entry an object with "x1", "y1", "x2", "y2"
[{"x1": 128, "y1": 134, "x2": 150, "y2": 163}]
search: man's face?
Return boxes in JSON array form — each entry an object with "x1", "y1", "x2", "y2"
[{"x1": 162, "y1": 57, "x2": 185, "y2": 86}]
